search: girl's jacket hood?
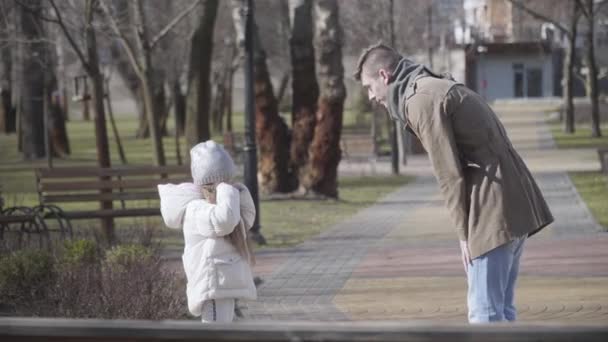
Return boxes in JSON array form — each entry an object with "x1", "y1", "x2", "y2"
[{"x1": 158, "y1": 183, "x2": 202, "y2": 229}]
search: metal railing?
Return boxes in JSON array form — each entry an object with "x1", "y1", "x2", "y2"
[{"x1": 1, "y1": 317, "x2": 607, "y2": 342}]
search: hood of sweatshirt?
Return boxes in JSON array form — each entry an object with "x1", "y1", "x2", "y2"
[{"x1": 158, "y1": 182, "x2": 203, "y2": 229}]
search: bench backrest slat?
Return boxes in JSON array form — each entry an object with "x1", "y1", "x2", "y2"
[
  {"x1": 39, "y1": 178, "x2": 192, "y2": 192},
  {"x1": 42, "y1": 191, "x2": 159, "y2": 203},
  {"x1": 36, "y1": 166, "x2": 190, "y2": 178}
]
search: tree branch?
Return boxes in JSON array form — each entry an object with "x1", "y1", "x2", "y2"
[
  {"x1": 577, "y1": 0, "x2": 590, "y2": 19},
  {"x1": 506, "y1": 0, "x2": 572, "y2": 36},
  {"x1": 149, "y1": 0, "x2": 202, "y2": 49},
  {"x1": 99, "y1": 0, "x2": 144, "y2": 79},
  {"x1": 15, "y1": 0, "x2": 59, "y2": 23},
  {"x1": 48, "y1": 0, "x2": 90, "y2": 72}
]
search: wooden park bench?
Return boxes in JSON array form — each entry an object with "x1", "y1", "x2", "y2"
[
  {"x1": 34, "y1": 165, "x2": 191, "y2": 234},
  {"x1": 340, "y1": 129, "x2": 376, "y2": 161}
]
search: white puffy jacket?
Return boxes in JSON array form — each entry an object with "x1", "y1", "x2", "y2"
[{"x1": 158, "y1": 182, "x2": 257, "y2": 316}]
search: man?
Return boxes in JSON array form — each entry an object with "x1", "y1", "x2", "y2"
[{"x1": 354, "y1": 43, "x2": 553, "y2": 323}]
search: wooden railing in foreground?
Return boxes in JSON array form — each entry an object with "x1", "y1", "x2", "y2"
[{"x1": 1, "y1": 318, "x2": 607, "y2": 342}]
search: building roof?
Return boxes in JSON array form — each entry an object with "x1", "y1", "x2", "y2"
[{"x1": 464, "y1": 41, "x2": 553, "y2": 55}]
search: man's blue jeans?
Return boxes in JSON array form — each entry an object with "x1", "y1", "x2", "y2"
[{"x1": 467, "y1": 236, "x2": 527, "y2": 323}]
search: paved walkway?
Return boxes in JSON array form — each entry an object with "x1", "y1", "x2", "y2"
[{"x1": 241, "y1": 105, "x2": 608, "y2": 323}]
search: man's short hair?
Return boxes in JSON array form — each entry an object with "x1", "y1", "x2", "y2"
[{"x1": 354, "y1": 42, "x2": 402, "y2": 81}]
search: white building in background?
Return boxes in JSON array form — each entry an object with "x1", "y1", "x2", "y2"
[{"x1": 457, "y1": 0, "x2": 560, "y2": 101}]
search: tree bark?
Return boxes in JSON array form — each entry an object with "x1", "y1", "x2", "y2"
[
  {"x1": 133, "y1": 0, "x2": 165, "y2": 166},
  {"x1": 55, "y1": 31, "x2": 69, "y2": 122},
  {"x1": 46, "y1": 71, "x2": 70, "y2": 157},
  {"x1": 154, "y1": 78, "x2": 169, "y2": 137},
  {"x1": 301, "y1": 0, "x2": 346, "y2": 198},
  {"x1": 583, "y1": 0, "x2": 601, "y2": 137},
  {"x1": 172, "y1": 80, "x2": 186, "y2": 135},
  {"x1": 232, "y1": 0, "x2": 293, "y2": 194},
  {"x1": 82, "y1": 78, "x2": 91, "y2": 121},
  {"x1": 186, "y1": 0, "x2": 219, "y2": 150},
  {"x1": 135, "y1": 88, "x2": 149, "y2": 138},
  {"x1": 85, "y1": 0, "x2": 114, "y2": 243},
  {"x1": 289, "y1": 0, "x2": 319, "y2": 188},
  {"x1": 20, "y1": 0, "x2": 46, "y2": 160},
  {"x1": 0, "y1": 15, "x2": 16, "y2": 134},
  {"x1": 109, "y1": 28, "x2": 147, "y2": 138},
  {"x1": 563, "y1": 10, "x2": 578, "y2": 134},
  {"x1": 0, "y1": 89, "x2": 15, "y2": 134}
]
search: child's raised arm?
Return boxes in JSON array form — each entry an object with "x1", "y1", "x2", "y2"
[
  {"x1": 233, "y1": 183, "x2": 256, "y2": 230},
  {"x1": 189, "y1": 183, "x2": 241, "y2": 237}
]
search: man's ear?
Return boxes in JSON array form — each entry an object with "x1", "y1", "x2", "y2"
[{"x1": 379, "y1": 69, "x2": 391, "y2": 85}]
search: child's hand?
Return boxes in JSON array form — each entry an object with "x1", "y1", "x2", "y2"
[{"x1": 232, "y1": 182, "x2": 248, "y2": 193}]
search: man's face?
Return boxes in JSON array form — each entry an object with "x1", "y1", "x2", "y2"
[{"x1": 361, "y1": 69, "x2": 390, "y2": 108}]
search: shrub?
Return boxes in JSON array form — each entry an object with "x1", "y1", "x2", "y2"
[
  {"x1": 60, "y1": 239, "x2": 99, "y2": 266},
  {"x1": 105, "y1": 244, "x2": 153, "y2": 270},
  {"x1": 0, "y1": 249, "x2": 54, "y2": 314},
  {"x1": 101, "y1": 244, "x2": 186, "y2": 319}
]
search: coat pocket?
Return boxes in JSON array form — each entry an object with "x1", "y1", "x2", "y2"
[{"x1": 212, "y1": 253, "x2": 251, "y2": 290}]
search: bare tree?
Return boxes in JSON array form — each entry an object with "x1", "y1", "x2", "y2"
[
  {"x1": 232, "y1": 0, "x2": 294, "y2": 194},
  {"x1": 45, "y1": 0, "x2": 114, "y2": 242},
  {"x1": 288, "y1": 0, "x2": 319, "y2": 190},
  {"x1": 301, "y1": 0, "x2": 346, "y2": 198},
  {"x1": 580, "y1": 0, "x2": 603, "y2": 137},
  {"x1": 0, "y1": 1, "x2": 17, "y2": 134},
  {"x1": 185, "y1": 0, "x2": 218, "y2": 150},
  {"x1": 508, "y1": 0, "x2": 581, "y2": 134},
  {"x1": 100, "y1": 0, "x2": 201, "y2": 166},
  {"x1": 19, "y1": 0, "x2": 46, "y2": 159}
]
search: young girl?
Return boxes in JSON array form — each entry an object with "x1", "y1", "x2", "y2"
[{"x1": 158, "y1": 140, "x2": 257, "y2": 323}]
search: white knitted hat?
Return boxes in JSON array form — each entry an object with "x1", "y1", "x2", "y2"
[{"x1": 190, "y1": 141, "x2": 236, "y2": 185}]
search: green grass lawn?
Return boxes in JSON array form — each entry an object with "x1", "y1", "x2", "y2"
[
  {"x1": 549, "y1": 122, "x2": 608, "y2": 231},
  {"x1": 1, "y1": 114, "x2": 410, "y2": 249},
  {"x1": 570, "y1": 172, "x2": 608, "y2": 231},
  {"x1": 550, "y1": 123, "x2": 608, "y2": 149},
  {"x1": 260, "y1": 175, "x2": 411, "y2": 248}
]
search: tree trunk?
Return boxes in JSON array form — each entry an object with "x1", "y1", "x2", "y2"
[
  {"x1": 0, "y1": 17, "x2": 16, "y2": 134},
  {"x1": 172, "y1": 80, "x2": 186, "y2": 136},
  {"x1": 232, "y1": 0, "x2": 293, "y2": 194},
  {"x1": 134, "y1": 0, "x2": 166, "y2": 166},
  {"x1": 20, "y1": 0, "x2": 46, "y2": 160},
  {"x1": 135, "y1": 89, "x2": 149, "y2": 138},
  {"x1": 301, "y1": 0, "x2": 346, "y2": 198},
  {"x1": 275, "y1": 71, "x2": 290, "y2": 106},
  {"x1": 82, "y1": 78, "x2": 91, "y2": 121},
  {"x1": 210, "y1": 70, "x2": 224, "y2": 133},
  {"x1": 564, "y1": 1, "x2": 580, "y2": 134},
  {"x1": 141, "y1": 73, "x2": 165, "y2": 166},
  {"x1": 55, "y1": 28, "x2": 69, "y2": 122},
  {"x1": 46, "y1": 72, "x2": 70, "y2": 157},
  {"x1": 153, "y1": 79, "x2": 169, "y2": 137},
  {"x1": 226, "y1": 65, "x2": 234, "y2": 132},
  {"x1": 289, "y1": 0, "x2": 319, "y2": 188},
  {"x1": 0, "y1": 89, "x2": 15, "y2": 134},
  {"x1": 86, "y1": 0, "x2": 114, "y2": 243},
  {"x1": 11, "y1": 7, "x2": 22, "y2": 151},
  {"x1": 584, "y1": 0, "x2": 601, "y2": 138},
  {"x1": 185, "y1": 0, "x2": 219, "y2": 150},
  {"x1": 109, "y1": 26, "x2": 146, "y2": 138}
]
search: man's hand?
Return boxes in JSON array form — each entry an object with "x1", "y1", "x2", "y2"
[{"x1": 460, "y1": 240, "x2": 472, "y2": 273}]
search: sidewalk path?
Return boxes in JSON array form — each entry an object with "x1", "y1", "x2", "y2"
[{"x1": 242, "y1": 106, "x2": 608, "y2": 323}]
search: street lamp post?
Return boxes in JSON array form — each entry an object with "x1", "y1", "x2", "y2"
[
  {"x1": 243, "y1": 0, "x2": 265, "y2": 245},
  {"x1": 477, "y1": 45, "x2": 488, "y2": 100}
]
